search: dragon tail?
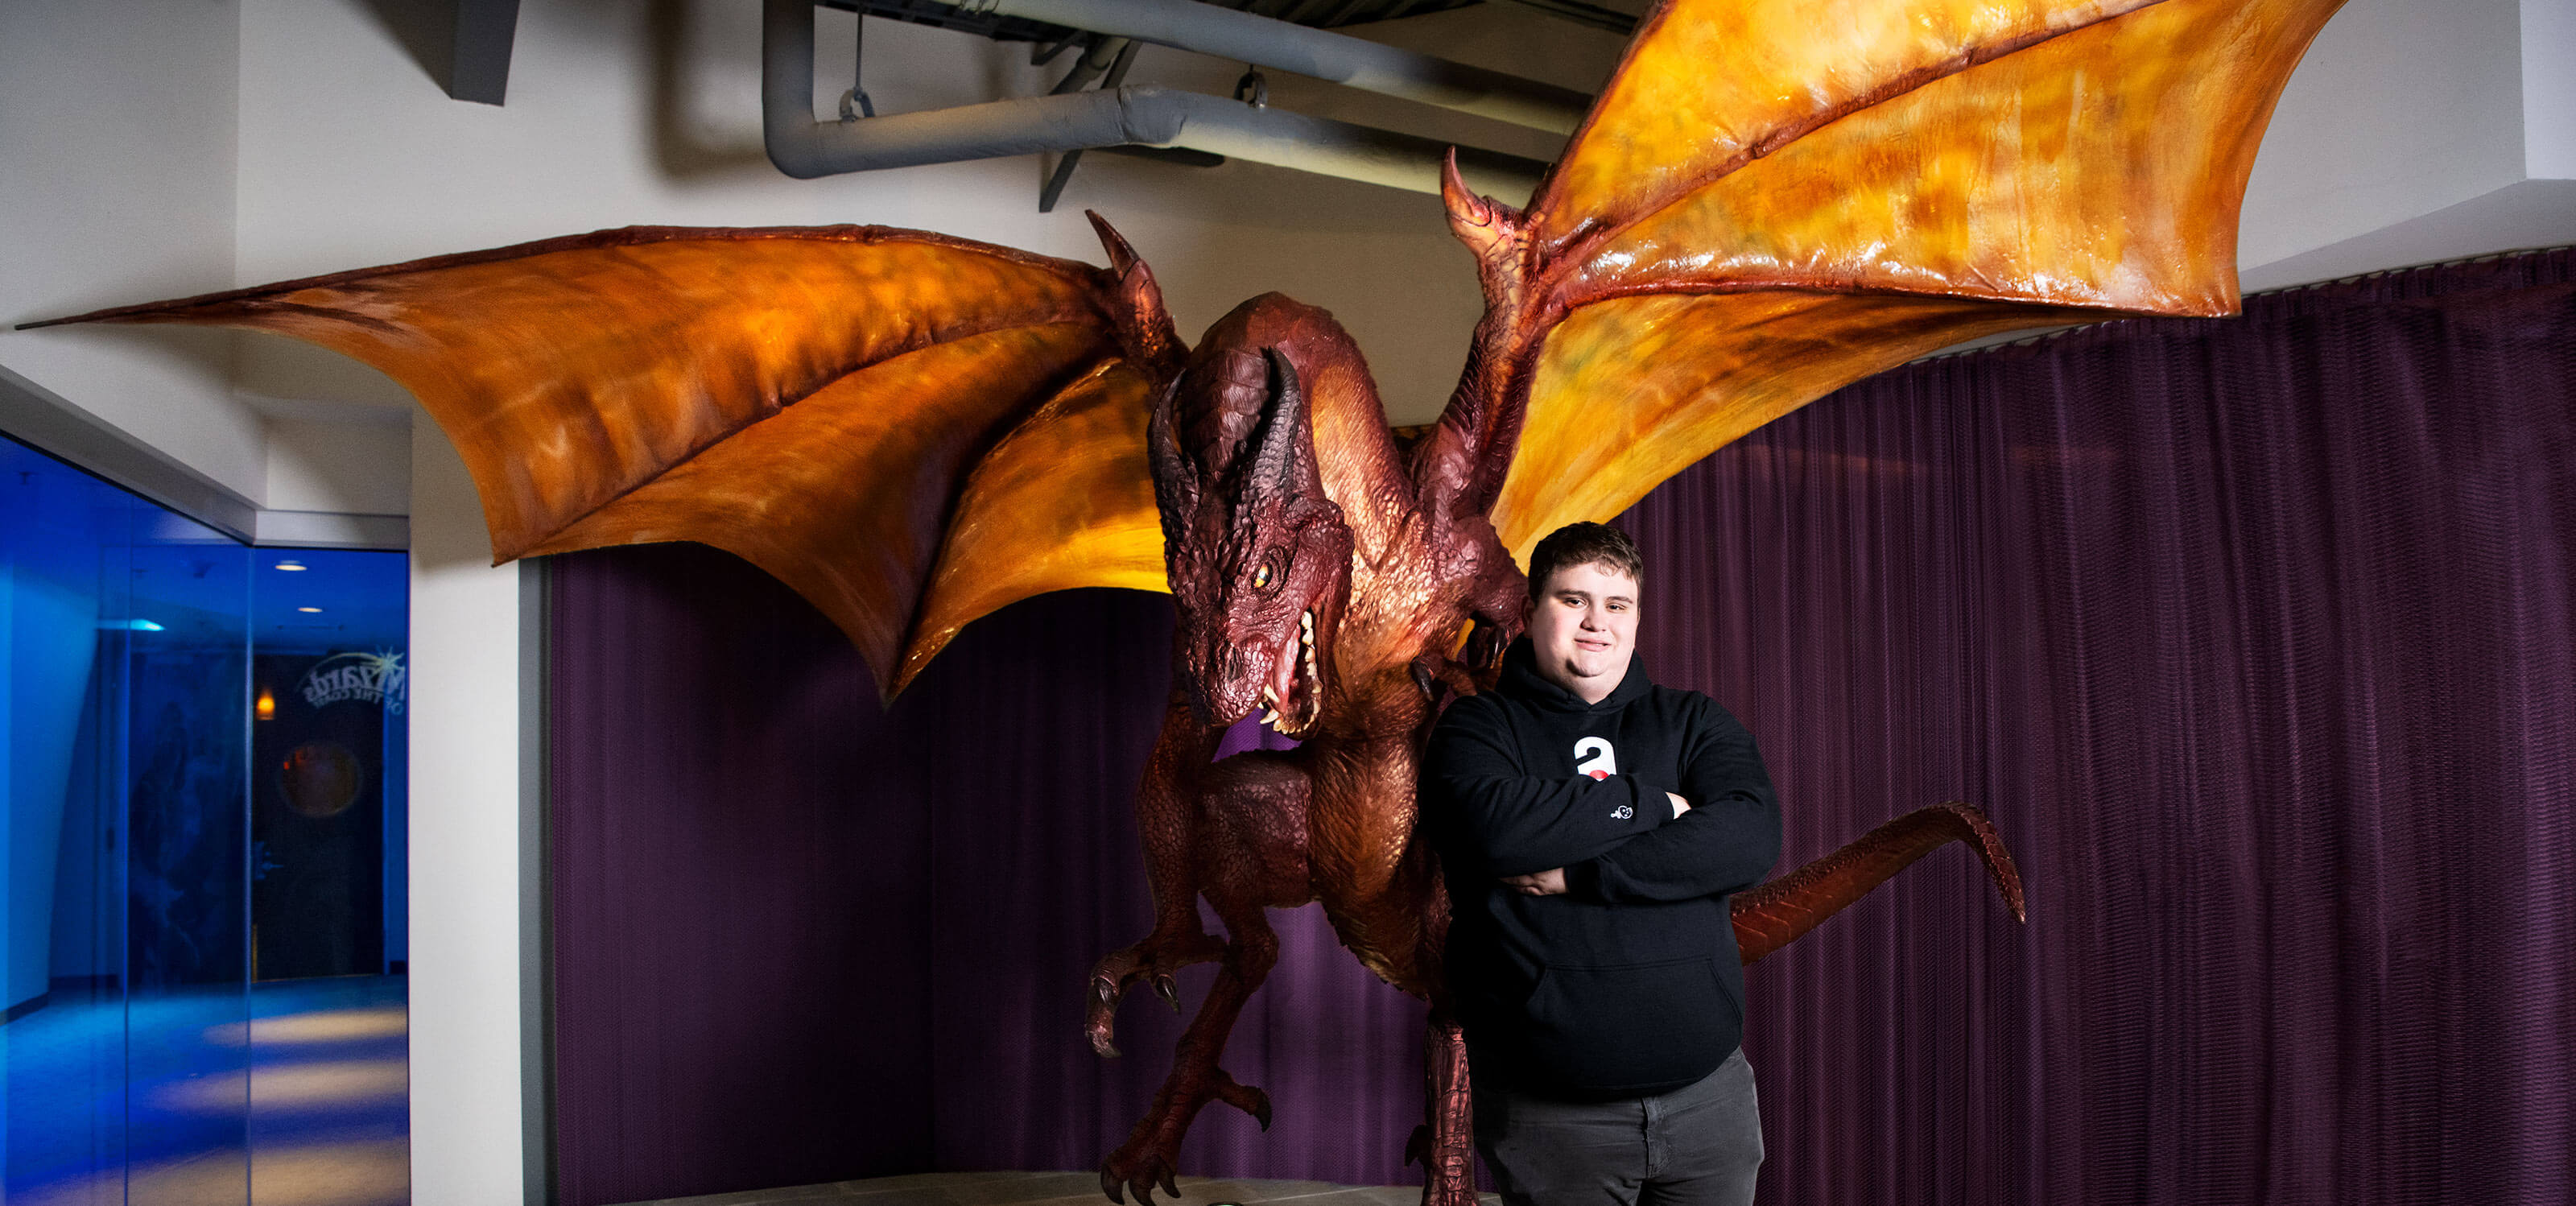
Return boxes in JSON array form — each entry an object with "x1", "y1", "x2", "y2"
[{"x1": 1731, "y1": 803, "x2": 2027, "y2": 965}]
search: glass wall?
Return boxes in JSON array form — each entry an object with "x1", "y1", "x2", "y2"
[{"x1": 2, "y1": 430, "x2": 408, "y2": 1206}]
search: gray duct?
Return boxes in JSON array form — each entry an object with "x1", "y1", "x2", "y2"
[
  {"x1": 763, "y1": 0, "x2": 1552, "y2": 200},
  {"x1": 917, "y1": 0, "x2": 1593, "y2": 133}
]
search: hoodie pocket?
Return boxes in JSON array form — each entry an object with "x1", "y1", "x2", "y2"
[{"x1": 1521, "y1": 956, "x2": 1740, "y2": 1094}]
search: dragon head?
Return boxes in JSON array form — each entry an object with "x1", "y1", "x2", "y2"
[{"x1": 1150, "y1": 334, "x2": 1353, "y2": 735}]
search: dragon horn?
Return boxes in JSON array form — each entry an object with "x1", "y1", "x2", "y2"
[
  {"x1": 1085, "y1": 210, "x2": 1184, "y2": 377},
  {"x1": 1730, "y1": 802, "x2": 2026, "y2": 965},
  {"x1": 1243, "y1": 347, "x2": 1310, "y2": 499},
  {"x1": 1146, "y1": 377, "x2": 1197, "y2": 514},
  {"x1": 1085, "y1": 209, "x2": 1142, "y2": 276}
]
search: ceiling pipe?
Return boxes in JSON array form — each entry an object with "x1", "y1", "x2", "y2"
[
  {"x1": 763, "y1": 0, "x2": 1550, "y2": 200},
  {"x1": 919, "y1": 0, "x2": 1595, "y2": 134}
]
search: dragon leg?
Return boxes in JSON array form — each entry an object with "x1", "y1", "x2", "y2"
[
  {"x1": 1100, "y1": 901, "x2": 1283, "y2": 1204},
  {"x1": 1404, "y1": 1014, "x2": 1477, "y2": 1206},
  {"x1": 1089, "y1": 695, "x2": 1229, "y2": 1057},
  {"x1": 1731, "y1": 802, "x2": 2026, "y2": 965},
  {"x1": 1098, "y1": 749, "x2": 1312, "y2": 1204}
]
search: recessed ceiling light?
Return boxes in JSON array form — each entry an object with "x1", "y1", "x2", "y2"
[
  {"x1": 275, "y1": 560, "x2": 307, "y2": 571},
  {"x1": 297, "y1": 606, "x2": 324, "y2": 613}
]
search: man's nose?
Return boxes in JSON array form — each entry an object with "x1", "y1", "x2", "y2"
[{"x1": 1579, "y1": 606, "x2": 1604, "y2": 630}]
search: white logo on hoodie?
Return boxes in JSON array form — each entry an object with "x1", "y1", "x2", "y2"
[{"x1": 1575, "y1": 737, "x2": 1618, "y2": 780}]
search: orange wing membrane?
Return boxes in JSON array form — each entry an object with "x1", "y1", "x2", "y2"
[
  {"x1": 35, "y1": 225, "x2": 1176, "y2": 696},
  {"x1": 1471, "y1": 0, "x2": 2347, "y2": 558}
]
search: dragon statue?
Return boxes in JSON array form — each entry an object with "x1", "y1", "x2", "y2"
[{"x1": 33, "y1": 0, "x2": 2342, "y2": 1200}]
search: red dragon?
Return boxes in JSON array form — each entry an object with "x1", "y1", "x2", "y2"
[{"x1": 32, "y1": 0, "x2": 2343, "y2": 1200}]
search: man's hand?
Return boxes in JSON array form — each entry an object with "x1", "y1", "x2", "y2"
[
  {"x1": 1501, "y1": 867, "x2": 1568, "y2": 896},
  {"x1": 1668, "y1": 792, "x2": 1692, "y2": 818}
]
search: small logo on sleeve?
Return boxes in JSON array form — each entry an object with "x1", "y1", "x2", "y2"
[{"x1": 1574, "y1": 737, "x2": 1618, "y2": 780}]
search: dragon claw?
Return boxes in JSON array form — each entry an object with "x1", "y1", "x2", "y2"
[
  {"x1": 1213, "y1": 1075, "x2": 1272, "y2": 1130},
  {"x1": 1100, "y1": 1067, "x2": 1265, "y2": 1202},
  {"x1": 1086, "y1": 933, "x2": 1224, "y2": 1056},
  {"x1": 1101, "y1": 1154, "x2": 1180, "y2": 1205}
]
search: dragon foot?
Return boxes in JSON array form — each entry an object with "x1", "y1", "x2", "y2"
[
  {"x1": 1100, "y1": 1068, "x2": 1270, "y2": 1204},
  {"x1": 1088, "y1": 931, "x2": 1227, "y2": 1057},
  {"x1": 1404, "y1": 1126, "x2": 1479, "y2": 1206}
]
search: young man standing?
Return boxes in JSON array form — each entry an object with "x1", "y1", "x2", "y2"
[{"x1": 1422, "y1": 522, "x2": 1781, "y2": 1206}]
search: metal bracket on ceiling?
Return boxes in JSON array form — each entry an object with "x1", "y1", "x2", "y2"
[
  {"x1": 840, "y1": 8, "x2": 878, "y2": 120},
  {"x1": 1232, "y1": 67, "x2": 1268, "y2": 109},
  {"x1": 1039, "y1": 38, "x2": 1150, "y2": 213}
]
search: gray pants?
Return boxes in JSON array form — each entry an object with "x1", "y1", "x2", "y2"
[{"x1": 1469, "y1": 1047, "x2": 1763, "y2": 1206}]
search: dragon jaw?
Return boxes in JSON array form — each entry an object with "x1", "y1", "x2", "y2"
[{"x1": 1251, "y1": 593, "x2": 1344, "y2": 737}]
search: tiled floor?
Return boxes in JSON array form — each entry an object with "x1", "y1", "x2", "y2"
[
  {"x1": 1, "y1": 975, "x2": 407, "y2": 1206},
  {"x1": 619, "y1": 1169, "x2": 1501, "y2": 1206}
]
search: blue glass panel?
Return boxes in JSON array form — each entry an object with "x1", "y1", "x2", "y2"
[
  {"x1": 5, "y1": 430, "x2": 411, "y2": 1206},
  {"x1": 246, "y1": 546, "x2": 411, "y2": 1206},
  {"x1": 5, "y1": 434, "x2": 141, "y2": 1204},
  {"x1": 117, "y1": 479, "x2": 253, "y2": 1206}
]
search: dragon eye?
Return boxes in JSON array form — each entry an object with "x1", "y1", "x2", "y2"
[{"x1": 1253, "y1": 564, "x2": 1273, "y2": 589}]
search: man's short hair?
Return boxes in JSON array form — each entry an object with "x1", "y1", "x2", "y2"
[{"x1": 1526, "y1": 522, "x2": 1644, "y2": 601}]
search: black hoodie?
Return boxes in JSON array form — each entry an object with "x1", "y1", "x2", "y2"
[{"x1": 1423, "y1": 638, "x2": 1781, "y2": 1101}]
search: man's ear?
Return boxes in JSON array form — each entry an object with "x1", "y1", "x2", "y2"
[{"x1": 1518, "y1": 590, "x2": 1537, "y2": 628}]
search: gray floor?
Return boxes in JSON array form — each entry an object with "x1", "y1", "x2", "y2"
[{"x1": 616, "y1": 1169, "x2": 1501, "y2": 1206}]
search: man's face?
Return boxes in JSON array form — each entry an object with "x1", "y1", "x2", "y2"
[{"x1": 1519, "y1": 559, "x2": 1640, "y2": 704}]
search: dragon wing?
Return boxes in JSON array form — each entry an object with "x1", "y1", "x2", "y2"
[
  {"x1": 31, "y1": 221, "x2": 1184, "y2": 699},
  {"x1": 1454, "y1": 0, "x2": 2347, "y2": 559}
]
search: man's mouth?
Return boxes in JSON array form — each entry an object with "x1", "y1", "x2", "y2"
[{"x1": 1257, "y1": 609, "x2": 1322, "y2": 736}]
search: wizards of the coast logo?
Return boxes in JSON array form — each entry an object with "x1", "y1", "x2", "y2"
[{"x1": 299, "y1": 650, "x2": 408, "y2": 715}]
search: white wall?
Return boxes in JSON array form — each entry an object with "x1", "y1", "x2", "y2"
[
  {"x1": 2240, "y1": 0, "x2": 2532, "y2": 271},
  {"x1": 405, "y1": 411, "x2": 527, "y2": 1206},
  {"x1": 263, "y1": 410, "x2": 412, "y2": 518},
  {"x1": 2526, "y1": 0, "x2": 2576, "y2": 179},
  {"x1": 0, "y1": 0, "x2": 264, "y2": 503}
]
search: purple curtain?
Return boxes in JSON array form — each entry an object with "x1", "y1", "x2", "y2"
[
  {"x1": 548, "y1": 250, "x2": 2574, "y2": 1205},
  {"x1": 1627, "y1": 250, "x2": 2576, "y2": 1205},
  {"x1": 548, "y1": 560, "x2": 1422, "y2": 1206}
]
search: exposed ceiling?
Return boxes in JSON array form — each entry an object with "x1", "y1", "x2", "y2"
[{"x1": 828, "y1": 0, "x2": 1637, "y2": 42}]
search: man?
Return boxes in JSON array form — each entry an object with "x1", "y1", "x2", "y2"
[{"x1": 1422, "y1": 522, "x2": 1782, "y2": 1206}]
